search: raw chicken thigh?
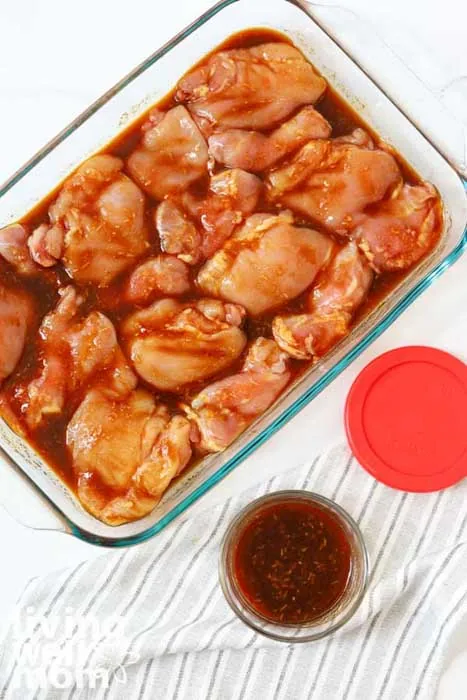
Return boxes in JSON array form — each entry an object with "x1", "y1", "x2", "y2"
[
  {"x1": 156, "y1": 168, "x2": 262, "y2": 264},
  {"x1": 127, "y1": 105, "x2": 209, "y2": 200},
  {"x1": 67, "y1": 313, "x2": 135, "y2": 397},
  {"x1": 132, "y1": 415, "x2": 194, "y2": 503},
  {"x1": 273, "y1": 242, "x2": 373, "y2": 359},
  {"x1": 208, "y1": 106, "x2": 331, "y2": 172},
  {"x1": 184, "y1": 168, "x2": 262, "y2": 259},
  {"x1": 23, "y1": 286, "x2": 82, "y2": 428},
  {"x1": 121, "y1": 298, "x2": 247, "y2": 391},
  {"x1": 0, "y1": 286, "x2": 33, "y2": 383},
  {"x1": 28, "y1": 155, "x2": 149, "y2": 285},
  {"x1": 67, "y1": 389, "x2": 195, "y2": 525},
  {"x1": 353, "y1": 183, "x2": 440, "y2": 271},
  {"x1": 0, "y1": 224, "x2": 38, "y2": 275},
  {"x1": 201, "y1": 169, "x2": 262, "y2": 216},
  {"x1": 184, "y1": 338, "x2": 291, "y2": 452},
  {"x1": 28, "y1": 222, "x2": 64, "y2": 267},
  {"x1": 68, "y1": 389, "x2": 167, "y2": 489},
  {"x1": 176, "y1": 43, "x2": 326, "y2": 131},
  {"x1": 267, "y1": 130, "x2": 401, "y2": 233},
  {"x1": 197, "y1": 211, "x2": 334, "y2": 315},
  {"x1": 21, "y1": 286, "x2": 136, "y2": 428},
  {"x1": 125, "y1": 255, "x2": 191, "y2": 304},
  {"x1": 155, "y1": 199, "x2": 202, "y2": 265}
]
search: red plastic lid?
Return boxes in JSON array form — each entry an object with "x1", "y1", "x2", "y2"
[{"x1": 345, "y1": 346, "x2": 467, "y2": 492}]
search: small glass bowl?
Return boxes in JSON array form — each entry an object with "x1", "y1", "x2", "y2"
[{"x1": 219, "y1": 490, "x2": 369, "y2": 643}]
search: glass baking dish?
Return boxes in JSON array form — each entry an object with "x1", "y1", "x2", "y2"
[{"x1": 0, "y1": 0, "x2": 466, "y2": 546}]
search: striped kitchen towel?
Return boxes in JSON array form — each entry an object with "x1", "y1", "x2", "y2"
[{"x1": 0, "y1": 443, "x2": 466, "y2": 700}]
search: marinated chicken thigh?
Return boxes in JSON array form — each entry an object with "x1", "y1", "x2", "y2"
[
  {"x1": 273, "y1": 242, "x2": 373, "y2": 359},
  {"x1": 197, "y1": 211, "x2": 334, "y2": 315},
  {"x1": 22, "y1": 286, "x2": 136, "y2": 428},
  {"x1": 204, "y1": 168, "x2": 262, "y2": 214},
  {"x1": 0, "y1": 224, "x2": 38, "y2": 275},
  {"x1": 176, "y1": 43, "x2": 326, "y2": 132},
  {"x1": 68, "y1": 389, "x2": 167, "y2": 489},
  {"x1": 97, "y1": 415, "x2": 195, "y2": 525},
  {"x1": 28, "y1": 155, "x2": 149, "y2": 285},
  {"x1": 156, "y1": 169, "x2": 262, "y2": 264},
  {"x1": 132, "y1": 415, "x2": 194, "y2": 503},
  {"x1": 267, "y1": 130, "x2": 401, "y2": 233},
  {"x1": 155, "y1": 199, "x2": 202, "y2": 265},
  {"x1": 67, "y1": 313, "x2": 136, "y2": 397},
  {"x1": 67, "y1": 389, "x2": 195, "y2": 525},
  {"x1": 311, "y1": 242, "x2": 373, "y2": 315},
  {"x1": 184, "y1": 338, "x2": 291, "y2": 452},
  {"x1": 24, "y1": 286, "x2": 81, "y2": 428},
  {"x1": 125, "y1": 255, "x2": 191, "y2": 304},
  {"x1": 183, "y1": 169, "x2": 262, "y2": 259},
  {"x1": 122, "y1": 298, "x2": 247, "y2": 391},
  {"x1": 127, "y1": 105, "x2": 209, "y2": 200},
  {"x1": 334, "y1": 128, "x2": 374, "y2": 148},
  {"x1": 28, "y1": 222, "x2": 64, "y2": 267},
  {"x1": 0, "y1": 286, "x2": 33, "y2": 383},
  {"x1": 353, "y1": 183, "x2": 440, "y2": 271},
  {"x1": 208, "y1": 106, "x2": 331, "y2": 172}
]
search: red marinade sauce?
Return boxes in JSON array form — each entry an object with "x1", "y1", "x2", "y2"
[{"x1": 233, "y1": 500, "x2": 352, "y2": 624}]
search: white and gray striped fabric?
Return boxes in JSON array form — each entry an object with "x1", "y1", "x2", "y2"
[{"x1": 0, "y1": 444, "x2": 466, "y2": 700}]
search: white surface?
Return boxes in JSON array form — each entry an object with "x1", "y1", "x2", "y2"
[{"x1": 0, "y1": 0, "x2": 466, "y2": 697}]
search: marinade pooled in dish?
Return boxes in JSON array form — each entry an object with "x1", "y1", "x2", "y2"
[{"x1": 0, "y1": 29, "x2": 442, "y2": 525}]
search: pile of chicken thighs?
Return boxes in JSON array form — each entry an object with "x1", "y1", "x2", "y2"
[{"x1": 0, "y1": 42, "x2": 440, "y2": 524}]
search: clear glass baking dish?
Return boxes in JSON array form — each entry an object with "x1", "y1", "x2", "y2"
[{"x1": 0, "y1": 0, "x2": 466, "y2": 546}]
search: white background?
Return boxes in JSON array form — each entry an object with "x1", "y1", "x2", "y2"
[{"x1": 0, "y1": 1, "x2": 466, "y2": 697}]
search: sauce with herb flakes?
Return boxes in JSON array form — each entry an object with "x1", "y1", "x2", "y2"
[{"x1": 233, "y1": 500, "x2": 352, "y2": 624}]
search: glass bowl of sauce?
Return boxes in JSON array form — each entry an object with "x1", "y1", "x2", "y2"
[{"x1": 219, "y1": 491, "x2": 369, "y2": 642}]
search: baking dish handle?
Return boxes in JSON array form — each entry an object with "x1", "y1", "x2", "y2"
[
  {"x1": 0, "y1": 448, "x2": 72, "y2": 535},
  {"x1": 292, "y1": 0, "x2": 467, "y2": 178}
]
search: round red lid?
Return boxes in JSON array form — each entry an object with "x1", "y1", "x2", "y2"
[{"x1": 345, "y1": 346, "x2": 467, "y2": 492}]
